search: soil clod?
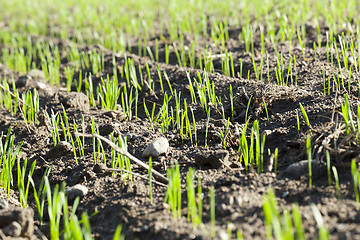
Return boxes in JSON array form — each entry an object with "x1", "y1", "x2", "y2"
[
  {"x1": 45, "y1": 141, "x2": 73, "y2": 158},
  {"x1": 194, "y1": 149, "x2": 231, "y2": 169},
  {"x1": 0, "y1": 208, "x2": 34, "y2": 237},
  {"x1": 2, "y1": 221, "x2": 22, "y2": 237},
  {"x1": 58, "y1": 91, "x2": 90, "y2": 111},
  {"x1": 0, "y1": 199, "x2": 8, "y2": 210},
  {"x1": 282, "y1": 159, "x2": 327, "y2": 180}
]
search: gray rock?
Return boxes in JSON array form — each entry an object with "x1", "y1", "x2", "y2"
[
  {"x1": 58, "y1": 91, "x2": 90, "y2": 111},
  {"x1": 2, "y1": 221, "x2": 21, "y2": 237},
  {"x1": 194, "y1": 149, "x2": 231, "y2": 169},
  {"x1": 282, "y1": 160, "x2": 326, "y2": 180},
  {"x1": 46, "y1": 141, "x2": 73, "y2": 158},
  {"x1": 142, "y1": 137, "x2": 169, "y2": 158},
  {"x1": 65, "y1": 184, "x2": 89, "y2": 200},
  {"x1": 36, "y1": 82, "x2": 47, "y2": 90},
  {"x1": 218, "y1": 230, "x2": 228, "y2": 240},
  {"x1": 36, "y1": 82, "x2": 54, "y2": 97},
  {"x1": 0, "y1": 199, "x2": 8, "y2": 209}
]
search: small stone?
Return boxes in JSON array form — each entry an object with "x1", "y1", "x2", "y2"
[
  {"x1": 349, "y1": 55, "x2": 355, "y2": 65},
  {"x1": 0, "y1": 199, "x2": 9, "y2": 209},
  {"x1": 35, "y1": 82, "x2": 54, "y2": 96},
  {"x1": 36, "y1": 82, "x2": 48, "y2": 90},
  {"x1": 230, "y1": 212, "x2": 240, "y2": 221},
  {"x1": 142, "y1": 137, "x2": 169, "y2": 158},
  {"x1": 218, "y1": 230, "x2": 228, "y2": 240},
  {"x1": 194, "y1": 149, "x2": 230, "y2": 169},
  {"x1": 65, "y1": 184, "x2": 89, "y2": 200},
  {"x1": 2, "y1": 221, "x2": 21, "y2": 237},
  {"x1": 281, "y1": 191, "x2": 289, "y2": 198},
  {"x1": 58, "y1": 92, "x2": 90, "y2": 111},
  {"x1": 282, "y1": 160, "x2": 326, "y2": 180},
  {"x1": 46, "y1": 141, "x2": 73, "y2": 158},
  {"x1": 234, "y1": 196, "x2": 243, "y2": 205}
]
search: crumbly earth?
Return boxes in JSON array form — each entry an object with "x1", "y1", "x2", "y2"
[{"x1": 1, "y1": 22, "x2": 360, "y2": 240}]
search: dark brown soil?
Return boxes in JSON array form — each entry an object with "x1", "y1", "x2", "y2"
[{"x1": 1, "y1": 22, "x2": 360, "y2": 240}]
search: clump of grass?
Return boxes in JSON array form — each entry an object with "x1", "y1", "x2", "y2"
[
  {"x1": 186, "y1": 168, "x2": 203, "y2": 228},
  {"x1": 21, "y1": 89, "x2": 39, "y2": 125},
  {"x1": 17, "y1": 158, "x2": 36, "y2": 208},
  {"x1": 45, "y1": 109, "x2": 60, "y2": 146},
  {"x1": 236, "y1": 120, "x2": 266, "y2": 172},
  {"x1": 0, "y1": 127, "x2": 23, "y2": 197},
  {"x1": 0, "y1": 78, "x2": 19, "y2": 116},
  {"x1": 164, "y1": 161, "x2": 182, "y2": 219},
  {"x1": 44, "y1": 178, "x2": 66, "y2": 239},
  {"x1": 111, "y1": 134, "x2": 132, "y2": 184},
  {"x1": 97, "y1": 75, "x2": 121, "y2": 111},
  {"x1": 263, "y1": 188, "x2": 307, "y2": 240},
  {"x1": 29, "y1": 167, "x2": 51, "y2": 224}
]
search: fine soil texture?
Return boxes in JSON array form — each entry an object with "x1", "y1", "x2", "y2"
[{"x1": 0, "y1": 1, "x2": 360, "y2": 240}]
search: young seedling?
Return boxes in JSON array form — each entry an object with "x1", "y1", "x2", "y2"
[
  {"x1": 274, "y1": 148, "x2": 278, "y2": 175},
  {"x1": 245, "y1": 97, "x2": 252, "y2": 122},
  {"x1": 310, "y1": 204, "x2": 330, "y2": 240},
  {"x1": 332, "y1": 166, "x2": 341, "y2": 199},
  {"x1": 306, "y1": 134, "x2": 312, "y2": 188},
  {"x1": 263, "y1": 98, "x2": 269, "y2": 121},
  {"x1": 205, "y1": 107, "x2": 211, "y2": 149},
  {"x1": 209, "y1": 186, "x2": 215, "y2": 237},
  {"x1": 236, "y1": 229, "x2": 244, "y2": 240},
  {"x1": 112, "y1": 225, "x2": 125, "y2": 240},
  {"x1": 351, "y1": 159, "x2": 360, "y2": 207},
  {"x1": 229, "y1": 85, "x2": 234, "y2": 119},
  {"x1": 299, "y1": 103, "x2": 311, "y2": 130},
  {"x1": 324, "y1": 150, "x2": 331, "y2": 186},
  {"x1": 148, "y1": 157, "x2": 153, "y2": 204},
  {"x1": 186, "y1": 168, "x2": 203, "y2": 228}
]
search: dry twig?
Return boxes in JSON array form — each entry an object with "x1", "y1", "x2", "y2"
[{"x1": 75, "y1": 132, "x2": 168, "y2": 183}]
